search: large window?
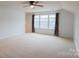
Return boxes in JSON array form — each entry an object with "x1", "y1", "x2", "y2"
[
  {"x1": 49, "y1": 14, "x2": 56, "y2": 29},
  {"x1": 34, "y1": 14, "x2": 56, "y2": 29},
  {"x1": 40, "y1": 15, "x2": 48, "y2": 29},
  {"x1": 34, "y1": 15, "x2": 39, "y2": 28}
]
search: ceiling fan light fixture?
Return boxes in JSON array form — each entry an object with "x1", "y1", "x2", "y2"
[
  {"x1": 22, "y1": 1, "x2": 43, "y2": 8},
  {"x1": 30, "y1": 5, "x2": 34, "y2": 8}
]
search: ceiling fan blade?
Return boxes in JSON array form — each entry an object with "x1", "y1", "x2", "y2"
[
  {"x1": 34, "y1": 5, "x2": 43, "y2": 7},
  {"x1": 33, "y1": 1, "x2": 39, "y2": 5},
  {"x1": 21, "y1": 1, "x2": 44, "y2": 8}
]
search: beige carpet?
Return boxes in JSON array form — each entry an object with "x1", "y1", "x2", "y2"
[{"x1": 0, "y1": 33, "x2": 78, "y2": 58}]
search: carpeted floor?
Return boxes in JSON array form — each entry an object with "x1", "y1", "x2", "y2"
[{"x1": 0, "y1": 33, "x2": 78, "y2": 58}]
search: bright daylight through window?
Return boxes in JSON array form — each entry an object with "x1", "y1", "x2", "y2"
[{"x1": 34, "y1": 14, "x2": 56, "y2": 29}]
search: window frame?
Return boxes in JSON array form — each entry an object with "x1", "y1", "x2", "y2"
[{"x1": 34, "y1": 14, "x2": 56, "y2": 29}]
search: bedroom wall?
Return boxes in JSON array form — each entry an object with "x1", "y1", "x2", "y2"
[
  {"x1": 58, "y1": 9, "x2": 74, "y2": 39},
  {"x1": 0, "y1": 7, "x2": 25, "y2": 39},
  {"x1": 74, "y1": 11, "x2": 79, "y2": 53}
]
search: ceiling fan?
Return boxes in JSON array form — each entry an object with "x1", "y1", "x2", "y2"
[{"x1": 22, "y1": 1, "x2": 43, "y2": 8}]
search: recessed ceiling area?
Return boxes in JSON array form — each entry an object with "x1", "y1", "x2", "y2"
[{"x1": 0, "y1": 1, "x2": 79, "y2": 13}]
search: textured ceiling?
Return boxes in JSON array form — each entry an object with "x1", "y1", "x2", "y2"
[{"x1": 0, "y1": 1, "x2": 79, "y2": 13}]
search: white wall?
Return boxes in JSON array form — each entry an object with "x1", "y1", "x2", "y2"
[
  {"x1": 74, "y1": 11, "x2": 79, "y2": 53},
  {"x1": 0, "y1": 7, "x2": 25, "y2": 39},
  {"x1": 59, "y1": 9, "x2": 74, "y2": 39}
]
